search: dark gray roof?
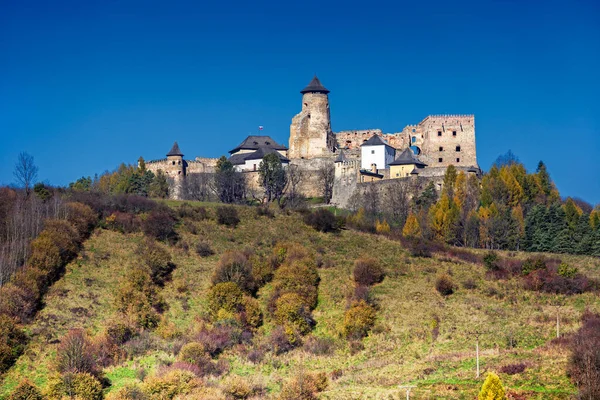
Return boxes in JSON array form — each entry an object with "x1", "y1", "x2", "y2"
[
  {"x1": 389, "y1": 148, "x2": 427, "y2": 167},
  {"x1": 229, "y1": 135, "x2": 287, "y2": 154},
  {"x1": 300, "y1": 76, "x2": 330, "y2": 94},
  {"x1": 334, "y1": 149, "x2": 347, "y2": 163},
  {"x1": 467, "y1": 166, "x2": 480, "y2": 173},
  {"x1": 410, "y1": 168, "x2": 419, "y2": 175},
  {"x1": 359, "y1": 169, "x2": 384, "y2": 178},
  {"x1": 360, "y1": 135, "x2": 393, "y2": 148},
  {"x1": 229, "y1": 147, "x2": 290, "y2": 165},
  {"x1": 167, "y1": 141, "x2": 184, "y2": 157}
]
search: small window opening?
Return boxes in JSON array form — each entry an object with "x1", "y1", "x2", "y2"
[
  {"x1": 253, "y1": 164, "x2": 256, "y2": 171},
  {"x1": 439, "y1": 146, "x2": 443, "y2": 151},
  {"x1": 172, "y1": 161, "x2": 175, "y2": 165},
  {"x1": 452, "y1": 131, "x2": 457, "y2": 136},
  {"x1": 437, "y1": 131, "x2": 442, "y2": 136},
  {"x1": 456, "y1": 145, "x2": 461, "y2": 152},
  {"x1": 371, "y1": 150, "x2": 375, "y2": 154},
  {"x1": 456, "y1": 158, "x2": 460, "y2": 163},
  {"x1": 178, "y1": 161, "x2": 181, "y2": 165},
  {"x1": 438, "y1": 158, "x2": 443, "y2": 163},
  {"x1": 411, "y1": 136, "x2": 416, "y2": 143},
  {"x1": 412, "y1": 128, "x2": 416, "y2": 133}
]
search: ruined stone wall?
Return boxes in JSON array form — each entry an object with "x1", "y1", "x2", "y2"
[
  {"x1": 289, "y1": 92, "x2": 335, "y2": 159},
  {"x1": 417, "y1": 115, "x2": 476, "y2": 168},
  {"x1": 335, "y1": 130, "x2": 409, "y2": 151}
]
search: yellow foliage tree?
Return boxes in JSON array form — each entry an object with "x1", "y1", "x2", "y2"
[
  {"x1": 402, "y1": 213, "x2": 421, "y2": 238},
  {"x1": 478, "y1": 372, "x2": 506, "y2": 400},
  {"x1": 500, "y1": 166, "x2": 524, "y2": 207},
  {"x1": 453, "y1": 171, "x2": 467, "y2": 209},
  {"x1": 375, "y1": 219, "x2": 390, "y2": 234},
  {"x1": 429, "y1": 194, "x2": 459, "y2": 242}
]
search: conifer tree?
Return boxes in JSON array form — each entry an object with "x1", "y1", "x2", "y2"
[
  {"x1": 478, "y1": 372, "x2": 507, "y2": 400},
  {"x1": 402, "y1": 212, "x2": 421, "y2": 238}
]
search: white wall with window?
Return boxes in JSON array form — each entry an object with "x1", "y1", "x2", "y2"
[{"x1": 361, "y1": 144, "x2": 395, "y2": 170}]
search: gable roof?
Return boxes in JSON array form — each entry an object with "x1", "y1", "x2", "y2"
[
  {"x1": 334, "y1": 149, "x2": 347, "y2": 163},
  {"x1": 360, "y1": 135, "x2": 394, "y2": 148},
  {"x1": 229, "y1": 146, "x2": 290, "y2": 165},
  {"x1": 229, "y1": 135, "x2": 287, "y2": 154},
  {"x1": 300, "y1": 76, "x2": 330, "y2": 94},
  {"x1": 389, "y1": 148, "x2": 427, "y2": 167},
  {"x1": 167, "y1": 141, "x2": 184, "y2": 157}
]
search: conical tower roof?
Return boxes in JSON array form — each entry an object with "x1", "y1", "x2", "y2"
[
  {"x1": 167, "y1": 141, "x2": 184, "y2": 157},
  {"x1": 300, "y1": 75, "x2": 330, "y2": 94}
]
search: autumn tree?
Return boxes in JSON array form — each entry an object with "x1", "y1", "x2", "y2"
[
  {"x1": 13, "y1": 152, "x2": 38, "y2": 196},
  {"x1": 214, "y1": 156, "x2": 246, "y2": 203},
  {"x1": 402, "y1": 212, "x2": 421, "y2": 238},
  {"x1": 478, "y1": 372, "x2": 506, "y2": 400},
  {"x1": 258, "y1": 153, "x2": 287, "y2": 204}
]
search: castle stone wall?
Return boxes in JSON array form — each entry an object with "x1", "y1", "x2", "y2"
[{"x1": 289, "y1": 92, "x2": 335, "y2": 159}]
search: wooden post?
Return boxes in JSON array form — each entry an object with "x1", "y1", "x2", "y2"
[
  {"x1": 556, "y1": 307, "x2": 560, "y2": 338},
  {"x1": 399, "y1": 385, "x2": 416, "y2": 400},
  {"x1": 476, "y1": 337, "x2": 480, "y2": 379}
]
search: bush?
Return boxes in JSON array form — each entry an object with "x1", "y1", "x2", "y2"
[
  {"x1": 105, "y1": 211, "x2": 141, "y2": 233},
  {"x1": 478, "y1": 372, "x2": 506, "y2": 400},
  {"x1": 521, "y1": 256, "x2": 547, "y2": 275},
  {"x1": 256, "y1": 206, "x2": 275, "y2": 219},
  {"x1": 499, "y1": 363, "x2": 526, "y2": 375},
  {"x1": 142, "y1": 208, "x2": 178, "y2": 242},
  {"x1": 483, "y1": 251, "x2": 499, "y2": 271},
  {"x1": 28, "y1": 233, "x2": 62, "y2": 273},
  {"x1": 342, "y1": 301, "x2": 377, "y2": 339},
  {"x1": 178, "y1": 342, "x2": 208, "y2": 366},
  {"x1": 194, "y1": 324, "x2": 241, "y2": 358},
  {"x1": 106, "y1": 385, "x2": 147, "y2": 400},
  {"x1": 251, "y1": 256, "x2": 275, "y2": 287},
  {"x1": 348, "y1": 285, "x2": 376, "y2": 307},
  {"x1": 462, "y1": 278, "x2": 478, "y2": 290},
  {"x1": 557, "y1": 262, "x2": 578, "y2": 278},
  {"x1": 569, "y1": 312, "x2": 600, "y2": 399},
  {"x1": 56, "y1": 329, "x2": 98, "y2": 377},
  {"x1": 274, "y1": 293, "x2": 315, "y2": 335},
  {"x1": 207, "y1": 282, "x2": 244, "y2": 319},
  {"x1": 177, "y1": 203, "x2": 208, "y2": 221},
  {"x1": 352, "y1": 257, "x2": 385, "y2": 286},
  {"x1": 375, "y1": 219, "x2": 390, "y2": 234},
  {"x1": 216, "y1": 206, "x2": 240, "y2": 227},
  {"x1": 211, "y1": 251, "x2": 256, "y2": 294},
  {"x1": 105, "y1": 322, "x2": 134, "y2": 345},
  {"x1": 7, "y1": 379, "x2": 44, "y2": 400},
  {"x1": 137, "y1": 240, "x2": 175, "y2": 286},
  {"x1": 435, "y1": 274, "x2": 456, "y2": 296},
  {"x1": 46, "y1": 372, "x2": 103, "y2": 400},
  {"x1": 114, "y1": 266, "x2": 162, "y2": 329},
  {"x1": 268, "y1": 326, "x2": 301, "y2": 355},
  {"x1": 523, "y1": 267, "x2": 591, "y2": 295},
  {"x1": 0, "y1": 315, "x2": 27, "y2": 374},
  {"x1": 272, "y1": 261, "x2": 319, "y2": 309},
  {"x1": 196, "y1": 240, "x2": 214, "y2": 257},
  {"x1": 141, "y1": 369, "x2": 200, "y2": 399},
  {"x1": 406, "y1": 238, "x2": 432, "y2": 258},
  {"x1": 278, "y1": 372, "x2": 328, "y2": 400},
  {"x1": 43, "y1": 219, "x2": 81, "y2": 259},
  {"x1": 240, "y1": 296, "x2": 263, "y2": 330},
  {"x1": 303, "y1": 209, "x2": 340, "y2": 233},
  {"x1": 66, "y1": 202, "x2": 98, "y2": 237},
  {"x1": 0, "y1": 283, "x2": 39, "y2": 324},
  {"x1": 222, "y1": 376, "x2": 264, "y2": 399}
]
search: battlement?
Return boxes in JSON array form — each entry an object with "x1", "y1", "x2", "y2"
[{"x1": 146, "y1": 158, "x2": 168, "y2": 164}]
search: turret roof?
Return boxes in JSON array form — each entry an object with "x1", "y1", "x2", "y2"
[
  {"x1": 167, "y1": 141, "x2": 184, "y2": 157},
  {"x1": 360, "y1": 135, "x2": 394, "y2": 148},
  {"x1": 389, "y1": 148, "x2": 427, "y2": 167},
  {"x1": 300, "y1": 76, "x2": 330, "y2": 94},
  {"x1": 334, "y1": 149, "x2": 347, "y2": 163}
]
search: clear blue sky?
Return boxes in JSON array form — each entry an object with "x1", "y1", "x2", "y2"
[{"x1": 1, "y1": 0, "x2": 599, "y2": 204}]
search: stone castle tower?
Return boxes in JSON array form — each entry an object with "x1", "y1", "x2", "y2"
[{"x1": 289, "y1": 76, "x2": 336, "y2": 159}]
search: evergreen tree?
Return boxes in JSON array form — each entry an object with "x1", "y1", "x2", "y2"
[
  {"x1": 258, "y1": 153, "x2": 287, "y2": 204},
  {"x1": 402, "y1": 212, "x2": 421, "y2": 238},
  {"x1": 149, "y1": 170, "x2": 170, "y2": 199},
  {"x1": 215, "y1": 156, "x2": 246, "y2": 203},
  {"x1": 478, "y1": 372, "x2": 507, "y2": 400},
  {"x1": 415, "y1": 181, "x2": 438, "y2": 211}
]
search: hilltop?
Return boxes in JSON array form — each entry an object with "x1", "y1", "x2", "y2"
[{"x1": 1, "y1": 200, "x2": 598, "y2": 399}]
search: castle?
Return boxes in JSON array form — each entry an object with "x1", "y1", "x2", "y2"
[{"x1": 143, "y1": 76, "x2": 480, "y2": 205}]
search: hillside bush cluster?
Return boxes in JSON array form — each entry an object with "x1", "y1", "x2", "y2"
[
  {"x1": 216, "y1": 206, "x2": 240, "y2": 227},
  {"x1": 0, "y1": 202, "x2": 97, "y2": 374},
  {"x1": 569, "y1": 311, "x2": 600, "y2": 399},
  {"x1": 343, "y1": 257, "x2": 383, "y2": 340},
  {"x1": 303, "y1": 208, "x2": 342, "y2": 233},
  {"x1": 435, "y1": 274, "x2": 456, "y2": 296},
  {"x1": 278, "y1": 371, "x2": 328, "y2": 400}
]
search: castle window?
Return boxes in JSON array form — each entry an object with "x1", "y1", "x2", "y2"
[
  {"x1": 253, "y1": 164, "x2": 256, "y2": 171},
  {"x1": 456, "y1": 145, "x2": 461, "y2": 152},
  {"x1": 437, "y1": 131, "x2": 442, "y2": 136},
  {"x1": 439, "y1": 146, "x2": 443, "y2": 151},
  {"x1": 411, "y1": 136, "x2": 416, "y2": 143},
  {"x1": 178, "y1": 171, "x2": 181, "y2": 175},
  {"x1": 396, "y1": 173, "x2": 399, "y2": 177},
  {"x1": 452, "y1": 131, "x2": 457, "y2": 136},
  {"x1": 371, "y1": 150, "x2": 375, "y2": 154},
  {"x1": 438, "y1": 158, "x2": 443, "y2": 163},
  {"x1": 412, "y1": 128, "x2": 416, "y2": 133},
  {"x1": 456, "y1": 158, "x2": 460, "y2": 163},
  {"x1": 178, "y1": 161, "x2": 181, "y2": 165},
  {"x1": 172, "y1": 161, "x2": 175, "y2": 165}
]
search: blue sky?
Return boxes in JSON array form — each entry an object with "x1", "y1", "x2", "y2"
[{"x1": 1, "y1": 0, "x2": 599, "y2": 204}]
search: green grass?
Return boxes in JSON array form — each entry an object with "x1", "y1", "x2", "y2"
[{"x1": 1, "y1": 202, "x2": 598, "y2": 399}]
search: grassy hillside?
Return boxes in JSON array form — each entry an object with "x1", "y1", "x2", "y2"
[{"x1": 1, "y1": 202, "x2": 598, "y2": 399}]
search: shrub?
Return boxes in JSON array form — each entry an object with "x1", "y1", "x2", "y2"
[
  {"x1": 207, "y1": 282, "x2": 244, "y2": 318},
  {"x1": 274, "y1": 293, "x2": 315, "y2": 335},
  {"x1": 142, "y1": 208, "x2": 178, "y2": 242},
  {"x1": 43, "y1": 219, "x2": 81, "y2": 259},
  {"x1": 0, "y1": 283, "x2": 38, "y2": 324},
  {"x1": 303, "y1": 209, "x2": 340, "y2": 233},
  {"x1": 105, "y1": 322, "x2": 134, "y2": 345},
  {"x1": 278, "y1": 372, "x2": 328, "y2": 400},
  {"x1": 342, "y1": 301, "x2": 377, "y2": 339},
  {"x1": 194, "y1": 324, "x2": 241, "y2": 358},
  {"x1": 251, "y1": 256, "x2": 275, "y2": 286},
  {"x1": 46, "y1": 372, "x2": 103, "y2": 400},
  {"x1": 240, "y1": 296, "x2": 263, "y2": 330},
  {"x1": 557, "y1": 263, "x2": 578, "y2": 278},
  {"x1": 7, "y1": 379, "x2": 44, "y2": 400},
  {"x1": 521, "y1": 256, "x2": 547, "y2": 275},
  {"x1": 272, "y1": 261, "x2": 319, "y2": 309},
  {"x1": 478, "y1": 372, "x2": 506, "y2": 400},
  {"x1": 523, "y1": 268, "x2": 591, "y2": 295},
  {"x1": 462, "y1": 278, "x2": 478, "y2": 290},
  {"x1": 178, "y1": 342, "x2": 208, "y2": 366},
  {"x1": 483, "y1": 251, "x2": 499, "y2": 271},
  {"x1": 114, "y1": 266, "x2": 162, "y2": 329},
  {"x1": 137, "y1": 240, "x2": 175, "y2": 286},
  {"x1": 406, "y1": 238, "x2": 432, "y2": 258},
  {"x1": 435, "y1": 274, "x2": 455, "y2": 296},
  {"x1": 211, "y1": 251, "x2": 256, "y2": 294},
  {"x1": 105, "y1": 211, "x2": 141, "y2": 233},
  {"x1": 28, "y1": 233, "x2": 63, "y2": 273},
  {"x1": 353, "y1": 257, "x2": 385, "y2": 286},
  {"x1": 56, "y1": 329, "x2": 98, "y2": 377},
  {"x1": 349, "y1": 285, "x2": 376, "y2": 307},
  {"x1": 268, "y1": 326, "x2": 301, "y2": 355},
  {"x1": 66, "y1": 202, "x2": 98, "y2": 237},
  {"x1": 177, "y1": 203, "x2": 208, "y2": 221},
  {"x1": 375, "y1": 219, "x2": 390, "y2": 234},
  {"x1": 256, "y1": 206, "x2": 275, "y2": 219},
  {"x1": 106, "y1": 385, "x2": 147, "y2": 400},
  {"x1": 0, "y1": 315, "x2": 27, "y2": 374},
  {"x1": 216, "y1": 206, "x2": 240, "y2": 227},
  {"x1": 222, "y1": 376, "x2": 263, "y2": 399},
  {"x1": 569, "y1": 311, "x2": 600, "y2": 399},
  {"x1": 141, "y1": 369, "x2": 200, "y2": 399},
  {"x1": 247, "y1": 348, "x2": 265, "y2": 364},
  {"x1": 196, "y1": 240, "x2": 214, "y2": 257},
  {"x1": 499, "y1": 363, "x2": 526, "y2": 375}
]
